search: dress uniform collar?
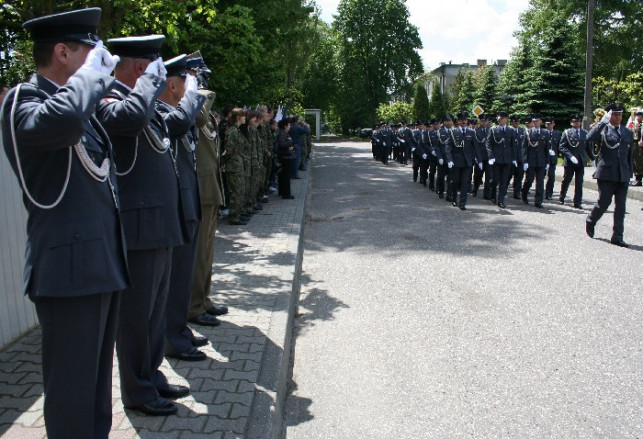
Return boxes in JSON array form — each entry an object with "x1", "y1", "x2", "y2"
[{"x1": 33, "y1": 74, "x2": 60, "y2": 95}]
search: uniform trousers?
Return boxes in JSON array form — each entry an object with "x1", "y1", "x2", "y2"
[
  {"x1": 381, "y1": 146, "x2": 391, "y2": 164},
  {"x1": 279, "y1": 158, "x2": 293, "y2": 196},
  {"x1": 587, "y1": 179, "x2": 629, "y2": 241},
  {"x1": 226, "y1": 170, "x2": 245, "y2": 222},
  {"x1": 491, "y1": 163, "x2": 511, "y2": 203},
  {"x1": 522, "y1": 166, "x2": 546, "y2": 205},
  {"x1": 427, "y1": 158, "x2": 437, "y2": 189},
  {"x1": 412, "y1": 152, "x2": 420, "y2": 181},
  {"x1": 559, "y1": 164, "x2": 585, "y2": 204},
  {"x1": 418, "y1": 156, "x2": 429, "y2": 185},
  {"x1": 189, "y1": 204, "x2": 219, "y2": 319},
  {"x1": 473, "y1": 162, "x2": 491, "y2": 198},
  {"x1": 510, "y1": 162, "x2": 525, "y2": 197},
  {"x1": 546, "y1": 158, "x2": 557, "y2": 197},
  {"x1": 117, "y1": 247, "x2": 173, "y2": 407},
  {"x1": 34, "y1": 291, "x2": 120, "y2": 439},
  {"x1": 166, "y1": 225, "x2": 200, "y2": 356},
  {"x1": 436, "y1": 162, "x2": 449, "y2": 194},
  {"x1": 291, "y1": 145, "x2": 302, "y2": 178},
  {"x1": 450, "y1": 166, "x2": 473, "y2": 206}
]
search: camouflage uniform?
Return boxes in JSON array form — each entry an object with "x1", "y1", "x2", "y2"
[
  {"x1": 249, "y1": 124, "x2": 265, "y2": 205},
  {"x1": 632, "y1": 119, "x2": 643, "y2": 185},
  {"x1": 260, "y1": 123, "x2": 273, "y2": 193},
  {"x1": 222, "y1": 125, "x2": 248, "y2": 222}
]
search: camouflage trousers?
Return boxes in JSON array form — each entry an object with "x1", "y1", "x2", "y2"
[
  {"x1": 634, "y1": 145, "x2": 643, "y2": 179},
  {"x1": 252, "y1": 163, "x2": 266, "y2": 203},
  {"x1": 226, "y1": 170, "x2": 246, "y2": 221}
]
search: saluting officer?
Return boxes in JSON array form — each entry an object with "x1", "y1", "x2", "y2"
[
  {"x1": 521, "y1": 114, "x2": 550, "y2": 208},
  {"x1": 97, "y1": 35, "x2": 188, "y2": 416},
  {"x1": 446, "y1": 112, "x2": 479, "y2": 210},
  {"x1": 558, "y1": 114, "x2": 593, "y2": 208},
  {"x1": 486, "y1": 111, "x2": 518, "y2": 208},
  {"x1": 2, "y1": 8, "x2": 129, "y2": 438},
  {"x1": 585, "y1": 103, "x2": 635, "y2": 248},
  {"x1": 156, "y1": 55, "x2": 208, "y2": 361}
]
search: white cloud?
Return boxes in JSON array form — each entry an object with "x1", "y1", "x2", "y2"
[{"x1": 315, "y1": 0, "x2": 530, "y2": 71}]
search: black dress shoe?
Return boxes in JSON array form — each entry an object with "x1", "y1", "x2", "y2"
[
  {"x1": 452, "y1": 201, "x2": 458, "y2": 207},
  {"x1": 534, "y1": 203, "x2": 543, "y2": 209},
  {"x1": 545, "y1": 195, "x2": 553, "y2": 200},
  {"x1": 188, "y1": 313, "x2": 221, "y2": 327},
  {"x1": 459, "y1": 205, "x2": 466, "y2": 211},
  {"x1": 191, "y1": 335, "x2": 208, "y2": 347},
  {"x1": 157, "y1": 384, "x2": 190, "y2": 399},
  {"x1": 483, "y1": 195, "x2": 490, "y2": 200},
  {"x1": 206, "y1": 305, "x2": 229, "y2": 316},
  {"x1": 573, "y1": 203, "x2": 583, "y2": 209},
  {"x1": 586, "y1": 222, "x2": 595, "y2": 238},
  {"x1": 522, "y1": 196, "x2": 528, "y2": 205},
  {"x1": 126, "y1": 397, "x2": 177, "y2": 416},
  {"x1": 282, "y1": 195, "x2": 295, "y2": 199},
  {"x1": 491, "y1": 198, "x2": 497, "y2": 204},
  {"x1": 498, "y1": 202, "x2": 506, "y2": 208},
  {"x1": 471, "y1": 192, "x2": 477, "y2": 197},
  {"x1": 438, "y1": 192, "x2": 444, "y2": 198},
  {"x1": 166, "y1": 347, "x2": 206, "y2": 362},
  {"x1": 610, "y1": 239, "x2": 630, "y2": 248},
  {"x1": 559, "y1": 198, "x2": 565, "y2": 205},
  {"x1": 513, "y1": 194, "x2": 521, "y2": 200}
]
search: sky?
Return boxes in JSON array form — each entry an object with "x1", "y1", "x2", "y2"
[{"x1": 315, "y1": 0, "x2": 531, "y2": 71}]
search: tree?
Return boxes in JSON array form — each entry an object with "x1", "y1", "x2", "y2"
[
  {"x1": 376, "y1": 102, "x2": 413, "y2": 124},
  {"x1": 412, "y1": 82, "x2": 430, "y2": 122},
  {"x1": 496, "y1": 38, "x2": 535, "y2": 115},
  {"x1": 334, "y1": 0, "x2": 423, "y2": 131},
  {"x1": 428, "y1": 82, "x2": 448, "y2": 120},
  {"x1": 449, "y1": 68, "x2": 475, "y2": 115},
  {"x1": 473, "y1": 64, "x2": 498, "y2": 116}
]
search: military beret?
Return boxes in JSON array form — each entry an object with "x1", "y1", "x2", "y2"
[
  {"x1": 108, "y1": 35, "x2": 165, "y2": 59},
  {"x1": 604, "y1": 102, "x2": 624, "y2": 113},
  {"x1": 164, "y1": 54, "x2": 188, "y2": 77},
  {"x1": 23, "y1": 7, "x2": 101, "y2": 46}
]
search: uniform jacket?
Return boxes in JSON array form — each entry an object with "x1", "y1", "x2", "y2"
[
  {"x1": 277, "y1": 129, "x2": 294, "y2": 159},
  {"x1": 558, "y1": 128, "x2": 593, "y2": 167},
  {"x1": 436, "y1": 127, "x2": 453, "y2": 159},
  {"x1": 97, "y1": 76, "x2": 186, "y2": 251},
  {"x1": 548, "y1": 129, "x2": 562, "y2": 163},
  {"x1": 223, "y1": 125, "x2": 250, "y2": 171},
  {"x1": 157, "y1": 91, "x2": 206, "y2": 240},
  {"x1": 514, "y1": 126, "x2": 527, "y2": 162},
  {"x1": 523, "y1": 128, "x2": 550, "y2": 167},
  {"x1": 289, "y1": 123, "x2": 310, "y2": 147},
  {"x1": 446, "y1": 127, "x2": 477, "y2": 167},
  {"x1": 474, "y1": 127, "x2": 489, "y2": 161},
  {"x1": 2, "y1": 71, "x2": 129, "y2": 297},
  {"x1": 586, "y1": 121, "x2": 634, "y2": 182},
  {"x1": 486, "y1": 125, "x2": 517, "y2": 164},
  {"x1": 195, "y1": 89, "x2": 225, "y2": 208},
  {"x1": 397, "y1": 126, "x2": 415, "y2": 148}
]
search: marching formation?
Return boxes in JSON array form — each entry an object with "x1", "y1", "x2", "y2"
[
  {"x1": 0, "y1": 7, "x2": 311, "y2": 439},
  {"x1": 371, "y1": 107, "x2": 636, "y2": 246}
]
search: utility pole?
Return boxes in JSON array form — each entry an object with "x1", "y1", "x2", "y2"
[{"x1": 583, "y1": 0, "x2": 595, "y2": 130}]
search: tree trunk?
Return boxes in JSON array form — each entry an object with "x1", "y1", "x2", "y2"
[{"x1": 583, "y1": 0, "x2": 594, "y2": 130}]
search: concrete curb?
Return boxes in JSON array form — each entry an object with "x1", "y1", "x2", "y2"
[
  {"x1": 554, "y1": 171, "x2": 643, "y2": 202},
  {"x1": 246, "y1": 163, "x2": 311, "y2": 439}
]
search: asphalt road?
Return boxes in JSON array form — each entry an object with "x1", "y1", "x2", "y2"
[{"x1": 285, "y1": 140, "x2": 643, "y2": 438}]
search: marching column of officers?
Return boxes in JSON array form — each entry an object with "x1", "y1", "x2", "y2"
[
  {"x1": 0, "y1": 7, "x2": 312, "y2": 439},
  {"x1": 372, "y1": 105, "x2": 635, "y2": 246}
]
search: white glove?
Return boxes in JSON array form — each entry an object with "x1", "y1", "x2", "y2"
[
  {"x1": 549, "y1": 149, "x2": 555, "y2": 156},
  {"x1": 523, "y1": 163, "x2": 529, "y2": 172},
  {"x1": 411, "y1": 148, "x2": 416, "y2": 152},
  {"x1": 546, "y1": 164, "x2": 550, "y2": 172},
  {"x1": 600, "y1": 110, "x2": 612, "y2": 124},
  {"x1": 431, "y1": 150, "x2": 437, "y2": 157},
  {"x1": 488, "y1": 158, "x2": 496, "y2": 165},
  {"x1": 81, "y1": 41, "x2": 120, "y2": 75},
  {"x1": 438, "y1": 159, "x2": 444, "y2": 165},
  {"x1": 478, "y1": 163, "x2": 483, "y2": 170},
  {"x1": 448, "y1": 161, "x2": 454, "y2": 169},
  {"x1": 145, "y1": 57, "x2": 167, "y2": 80},
  {"x1": 399, "y1": 139, "x2": 406, "y2": 143},
  {"x1": 570, "y1": 156, "x2": 579, "y2": 165},
  {"x1": 185, "y1": 74, "x2": 199, "y2": 93},
  {"x1": 512, "y1": 161, "x2": 518, "y2": 167},
  {"x1": 422, "y1": 154, "x2": 427, "y2": 160}
]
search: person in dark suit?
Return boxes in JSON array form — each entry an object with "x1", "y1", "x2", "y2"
[
  {"x1": 435, "y1": 115, "x2": 453, "y2": 199},
  {"x1": 509, "y1": 115, "x2": 527, "y2": 199},
  {"x1": 486, "y1": 111, "x2": 518, "y2": 208},
  {"x1": 558, "y1": 114, "x2": 593, "y2": 208},
  {"x1": 521, "y1": 114, "x2": 550, "y2": 208},
  {"x1": 97, "y1": 36, "x2": 189, "y2": 416},
  {"x1": 472, "y1": 114, "x2": 492, "y2": 199},
  {"x1": 1, "y1": 8, "x2": 129, "y2": 438},
  {"x1": 446, "y1": 112, "x2": 479, "y2": 210},
  {"x1": 277, "y1": 118, "x2": 295, "y2": 198},
  {"x1": 585, "y1": 103, "x2": 635, "y2": 247},
  {"x1": 545, "y1": 116, "x2": 562, "y2": 199},
  {"x1": 156, "y1": 55, "x2": 208, "y2": 362}
]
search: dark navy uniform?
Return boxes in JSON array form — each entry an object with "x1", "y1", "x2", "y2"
[
  {"x1": 585, "y1": 104, "x2": 634, "y2": 246},
  {"x1": 545, "y1": 120, "x2": 561, "y2": 199},
  {"x1": 558, "y1": 118, "x2": 593, "y2": 207},
  {"x1": 1, "y1": 8, "x2": 129, "y2": 438},
  {"x1": 411, "y1": 123, "x2": 423, "y2": 181},
  {"x1": 435, "y1": 123, "x2": 452, "y2": 198},
  {"x1": 472, "y1": 122, "x2": 491, "y2": 198},
  {"x1": 486, "y1": 121, "x2": 518, "y2": 207},
  {"x1": 97, "y1": 36, "x2": 187, "y2": 413},
  {"x1": 509, "y1": 117, "x2": 527, "y2": 198},
  {"x1": 446, "y1": 124, "x2": 478, "y2": 209},
  {"x1": 521, "y1": 124, "x2": 550, "y2": 207}
]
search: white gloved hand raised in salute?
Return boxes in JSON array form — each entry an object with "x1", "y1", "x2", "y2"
[
  {"x1": 600, "y1": 110, "x2": 612, "y2": 125},
  {"x1": 185, "y1": 74, "x2": 199, "y2": 93},
  {"x1": 145, "y1": 57, "x2": 167, "y2": 80},
  {"x1": 81, "y1": 41, "x2": 120, "y2": 75}
]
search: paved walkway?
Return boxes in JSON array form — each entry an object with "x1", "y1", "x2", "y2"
[{"x1": 0, "y1": 164, "x2": 310, "y2": 438}]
